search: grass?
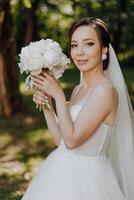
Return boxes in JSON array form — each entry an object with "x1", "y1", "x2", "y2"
[{"x1": 0, "y1": 64, "x2": 134, "y2": 200}]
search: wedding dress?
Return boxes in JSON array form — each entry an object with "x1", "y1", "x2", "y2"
[
  {"x1": 21, "y1": 45, "x2": 134, "y2": 200},
  {"x1": 21, "y1": 96, "x2": 126, "y2": 200}
]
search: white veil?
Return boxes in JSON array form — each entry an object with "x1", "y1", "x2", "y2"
[{"x1": 80, "y1": 44, "x2": 134, "y2": 200}]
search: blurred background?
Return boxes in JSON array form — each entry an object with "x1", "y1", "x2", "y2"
[{"x1": 0, "y1": 0, "x2": 134, "y2": 199}]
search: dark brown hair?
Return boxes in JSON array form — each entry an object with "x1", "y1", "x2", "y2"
[{"x1": 68, "y1": 17, "x2": 111, "y2": 71}]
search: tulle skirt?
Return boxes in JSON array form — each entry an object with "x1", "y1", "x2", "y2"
[{"x1": 21, "y1": 146, "x2": 126, "y2": 200}]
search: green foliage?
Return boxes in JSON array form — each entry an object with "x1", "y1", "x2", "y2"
[
  {"x1": 0, "y1": 1, "x2": 134, "y2": 199},
  {"x1": 0, "y1": 67, "x2": 77, "y2": 200},
  {"x1": 11, "y1": 0, "x2": 134, "y2": 58},
  {"x1": 0, "y1": 65, "x2": 134, "y2": 199}
]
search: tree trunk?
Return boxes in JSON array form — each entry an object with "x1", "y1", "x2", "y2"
[
  {"x1": 0, "y1": 0, "x2": 22, "y2": 118},
  {"x1": 113, "y1": 0, "x2": 127, "y2": 51},
  {"x1": 23, "y1": 0, "x2": 39, "y2": 46}
]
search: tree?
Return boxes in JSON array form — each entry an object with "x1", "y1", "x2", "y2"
[
  {"x1": 0, "y1": 0, "x2": 22, "y2": 118},
  {"x1": 112, "y1": 0, "x2": 128, "y2": 51},
  {"x1": 23, "y1": 0, "x2": 39, "y2": 46}
]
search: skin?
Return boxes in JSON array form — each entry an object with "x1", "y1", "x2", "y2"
[
  {"x1": 70, "y1": 25, "x2": 107, "y2": 84},
  {"x1": 32, "y1": 25, "x2": 118, "y2": 149}
]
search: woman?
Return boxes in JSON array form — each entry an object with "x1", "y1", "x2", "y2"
[{"x1": 21, "y1": 18, "x2": 134, "y2": 200}]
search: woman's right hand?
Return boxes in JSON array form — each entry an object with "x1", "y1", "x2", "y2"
[{"x1": 33, "y1": 89, "x2": 51, "y2": 106}]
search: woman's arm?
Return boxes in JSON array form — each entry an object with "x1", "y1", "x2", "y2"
[
  {"x1": 32, "y1": 72, "x2": 118, "y2": 150},
  {"x1": 54, "y1": 84, "x2": 118, "y2": 149},
  {"x1": 43, "y1": 103, "x2": 62, "y2": 147},
  {"x1": 33, "y1": 90, "x2": 62, "y2": 147}
]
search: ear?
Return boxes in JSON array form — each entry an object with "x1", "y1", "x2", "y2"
[{"x1": 102, "y1": 47, "x2": 108, "y2": 55}]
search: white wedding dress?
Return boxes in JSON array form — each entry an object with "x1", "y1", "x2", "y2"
[{"x1": 21, "y1": 96, "x2": 126, "y2": 200}]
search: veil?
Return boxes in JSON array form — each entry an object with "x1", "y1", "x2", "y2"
[{"x1": 80, "y1": 44, "x2": 134, "y2": 200}]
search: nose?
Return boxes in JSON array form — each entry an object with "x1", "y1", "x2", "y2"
[{"x1": 77, "y1": 45, "x2": 84, "y2": 55}]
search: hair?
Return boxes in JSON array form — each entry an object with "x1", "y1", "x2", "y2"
[{"x1": 68, "y1": 17, "x2": 111, "y2": 71}]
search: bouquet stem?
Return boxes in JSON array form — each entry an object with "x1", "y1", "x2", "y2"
[{"x1": 35, "y1": 102, "x2": 51, "y2": 111}]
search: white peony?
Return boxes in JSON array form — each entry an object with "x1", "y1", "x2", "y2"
[{"x1": 18, "y1": 39, "x2": 71, "y2": 89}]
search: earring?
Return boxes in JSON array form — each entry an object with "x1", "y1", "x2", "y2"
[{"x1": 102, "y1": 54, "x2": 107, "y2": 60}]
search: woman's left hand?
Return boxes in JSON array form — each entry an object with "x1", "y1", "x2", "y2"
[{"x1": 31, "y1": 70, "x2": 63, "y2": 100}]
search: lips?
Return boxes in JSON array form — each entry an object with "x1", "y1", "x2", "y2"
[{"x1": 77, "y1": 60, "x2": 88, "y2": 64}]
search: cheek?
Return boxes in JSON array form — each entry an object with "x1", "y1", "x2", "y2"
[
  {"x1": 70, "y1": 49, "x2": 76, "y2": 61},
  {"x1": 88, "y1": 45, "x2": 101, "y2": 55},
  {"x1": 86, "y1": 46, "x2": 102, "y2": 68},
  {"x1": 89, "y1": 46, "x2": 102, "y2": 61}
]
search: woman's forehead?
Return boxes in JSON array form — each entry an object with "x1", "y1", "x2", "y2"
[{"x1": 71, "y1": 25, "x2": 98, "y2": 42}]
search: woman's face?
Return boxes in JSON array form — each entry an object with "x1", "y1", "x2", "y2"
[{"x1": 70, "y1": 25, "x2": 107, "y2": 72}]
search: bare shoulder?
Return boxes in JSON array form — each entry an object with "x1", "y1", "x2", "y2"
[
  {"x1": 94, "y1": 81, "x2": 118, "y2": 95},
  {"x1": 70, "y1": 84, "x2": 81, "y2": 99},
  {"x1": 72, "y1": 84, "x2": 81, "y2": 93},
  {"x1": 92, "y1": 81, "x2": 119, "y2": 107}
]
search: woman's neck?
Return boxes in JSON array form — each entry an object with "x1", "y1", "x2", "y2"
[{"x1": 81, "y1": 66, "x2": 107, "y2": 87}]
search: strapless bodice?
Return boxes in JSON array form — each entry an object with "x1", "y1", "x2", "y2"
[{"x1": 58, "y1": 103, "x2": 115, "y2": 157}]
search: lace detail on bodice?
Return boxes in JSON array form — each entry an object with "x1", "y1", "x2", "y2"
[{"x1": 59, "y1": 103, "x2": 115, "y2": 157}]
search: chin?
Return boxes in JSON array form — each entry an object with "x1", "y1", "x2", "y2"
[
  {"x1": 75, "y1": 63, "x2": 87, "y2": 69},
  {"x1": 78, "y1": 65, "x2": 92, "y2": 72}
]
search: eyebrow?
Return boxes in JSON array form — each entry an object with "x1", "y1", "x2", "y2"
[{"x1": 71, "y1": 38, "x2": 95, "y2": 43}]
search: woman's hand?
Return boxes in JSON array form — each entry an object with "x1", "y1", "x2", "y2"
[
  {"x1": 31, "y1": 70, "x2": 63, "y2": 100},
  {"x1": 33, "y1": 89, "x2": 50, "y2": 105}
]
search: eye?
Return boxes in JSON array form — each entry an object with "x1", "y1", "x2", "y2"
[
  {"x1": 85, "y1": 42, "x2": 94, "y2": 46},
  {"x1": 71, "y1": 44, "x2": 77, "y2": 48}
]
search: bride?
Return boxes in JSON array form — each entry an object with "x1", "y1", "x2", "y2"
[{"x1": 21, "y1": 17, "x2": 134, "y2": 200}]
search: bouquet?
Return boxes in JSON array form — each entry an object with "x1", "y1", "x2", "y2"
[{"x1": 18, "y1": 39, "x2": 71, "y2": 111}]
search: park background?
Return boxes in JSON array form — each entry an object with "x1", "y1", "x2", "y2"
[{"x1": 0, "y1": 0, "x2": 134, "y2": 199}]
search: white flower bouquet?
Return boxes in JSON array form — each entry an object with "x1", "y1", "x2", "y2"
[{"x1": 18, "y1": 39, "x2": 71, "y2": 110}]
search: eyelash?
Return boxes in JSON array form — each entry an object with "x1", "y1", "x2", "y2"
[
  {"x1": 71, "y1": 44, "x2": 77, "y2": 48},
  {"x1": 71, "y1": 42, "x2": 94, "y2": 48},
  {"x1": 86, "y1": 42, "x2": 94, "y2": 46}
]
